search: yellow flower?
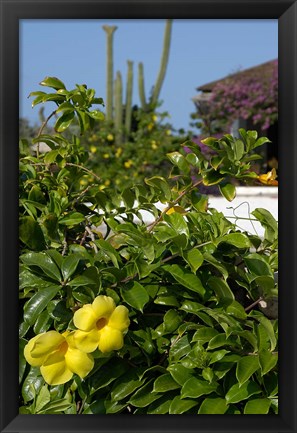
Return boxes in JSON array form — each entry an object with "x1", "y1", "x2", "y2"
[
  {"x1": 103, "y1": 153, "x2": 110, "y2": 159},
  {"x1": 258, "y1": 168, "x2": 278, "y2": 186},
  {"x1": 124, "y1": 160, "x2": 133, "y2": 169},
  {"x1": 107, "y1": 134, "x2": 114, "y2": 141},
  {"x1": 115, "y1": 147, "x2": 123, "y2": 158},
  {"x1": 151, "y1": 141, "x2": 158, "y2": 150},
  {"x1": 166, "y1": 205, "x2": 187, "y2": 215},
  {"x1": 80, "y1": 179, "x2": 88, "y2": 186},
  {"x1": 24, "y1": 331, "x2": 94, "y2": 386},
  {"x1": 90, "y1": 145, "x2": 97, "y2": 154},
  {"x1": 152, "y1": 115, "x2": 158, "y2": 122},
  {"x1": 147, "y1": 122, "x2": 154, "y2": 131},
  {"x1": 166, "y1": 129, "x2": 172, "y2": 136},
  {"x1": 104, "y1": 179, "x2": 111, "y2": 186},
  {"x1": 73, "y1": 295, "x2": 130, "y2": 354}
]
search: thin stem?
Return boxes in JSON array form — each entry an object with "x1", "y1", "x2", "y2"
[
  {"x1": 66, "y1": 163, "x2": 101, "y2": 182},
  {"x1": 245, "y1": 297, "x2": 263, "y2": 312},
  {"x1": 36, "y1": 110, "x2": 57, "y2": 158},
  {"x1": 148, "y1": 179, "x2": 203, "y2": 232}
]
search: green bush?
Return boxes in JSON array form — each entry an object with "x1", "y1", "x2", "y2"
[{"x1": 19, "y1": 78, "x2": 278, "y2": 415}]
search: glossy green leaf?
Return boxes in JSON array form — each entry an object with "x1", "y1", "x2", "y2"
[
  {"x1": 120, "y1": 281, "x2": 149, "y2": 312},
  {"x1": 33, "y1": 309, "x2": 52, "y2": 334},
  {"x1": 21, "y1": 252, "x2": 61, "y2": 281},
  {"x1": 183, "y1": 248, "x2": 204, "y2": 273},
  {"x1": 225, "y1": 380, "x2": 261, "y2": 404},
  {"x1": 198, "y1": 397, "x2": 228, "y2": 414},
  {"x1": 19, "y1": 216, "x2": 46, "y2": 251},
  {"x1": 19, "y1": 339, "x2": 27, "y2": 384},
  {"x1": 259, "y1": 350, "x2": 278, "y2": 376},
  {"x1": 54, "y1": 111, "x2": 75, "y2": 132},
  {"x1": 23, "y1": 285, "x2": 61, "y2": 325},
  {"x1": 219, "y1": 183, "x2": 236, "y2": 202},
  {"x1": 88, "y1": 109, "x2": 105, "y2": 120},
  {"x1": 236, "y1": 355, "x2": 260, "y2": 386},
  {"x1": 145, "y1": 176, "x2": 172, "y2": 201},
  {"x1": 163, "y1": 264, "x2": 205, "y2": 298},
  {"x1": 39, "y1": 76, "x2": 66, "y2": 90},
  {"x1": 167, "y1": 363, "x2": 195, "y2": 386},
  {"x1": 207, "y1": 276, "x2": 234, "y2": 301},
  {"x1": 169, "y1": 334, "x2": 191, "y2": 362},
  {"x1": 153, "y1": 374, "x2": 180, "y2": 392},
  {"x1": 244, "y1": 398, "x2": 271, "y2": 414},
  {"x1": 192, "y1": 327, "x2": 219, "y2": 343},
  {"x1": 58, "y1": 212, "x2": 85, "y2": 227},
  {"x1": 217, "y1": 233, "x2": 250, "y2": 248},
  {"x1": 35, "y1": 385, "x2": 51, "y2": 413},
  {"x1": 129, "y1": 380, "x2": 161, "y2": 407},
  {"x1": 111, "y1": 369, "x2": 145, "y2": 401},
  {"x1": 244, "y1": 253, "x2": 273, "y2": 277},
  {"x1": 61, "y1": 255, "x2": 83, "y2": 281},
  {"x1": 181, "y1": 377, "x2": 218, "y2": 399},
  {"x1": 169, "y1": 395, "x2": 198, "y2": 414},
  {"x1": 90, "y1": 358, "x2": 129, "y2": 393},
  {"x1": 167, "y1": 151, "x2": 190, "y2": 174}
]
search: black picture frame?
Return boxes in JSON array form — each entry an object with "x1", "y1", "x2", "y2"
[{"x1": 1, "y1": 0, "x2": 296, "y2": 432}]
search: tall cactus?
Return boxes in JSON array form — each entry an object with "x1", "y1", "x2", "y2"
[
  {"x1": 138, "y1": 62, "x2": 148, "y2": 111},
  {"x1": 114, "y1": 71, "x2": 123, "y2": 145},
  {"x1": 125, "y1": 60, "x2": 133, "y2": 136},
  {"x1": 151, "y1": 19, "x2": 173, "y2": 106},
  {"x1": 103, "y1": 25, "x2": 117, "y2": 122}
]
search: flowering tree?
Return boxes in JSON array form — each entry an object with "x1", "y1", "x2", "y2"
[{"x1": 192, "y1": 60, "x2": 278, "y2": 136}]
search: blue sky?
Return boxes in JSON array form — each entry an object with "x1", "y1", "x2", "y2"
[{"x1": 19, "y1": 19, "x2": 278, "y2": 132}]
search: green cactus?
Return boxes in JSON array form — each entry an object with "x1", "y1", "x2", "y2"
[
  {"x1": 103, "y1": 25, "x2": 117, "y2": 122},
  {"x1": 125, "y1": 60, "x2": 133, "y2": 136},
  {"x1": 114, "y1": 71, "x2": 123, "y2": 145},
  {"x1": 138, "y1": 62, "x2": 148, "y2": 111},
  {"x1": 151, "y1": 19, "x2": 172, "y2": 107}
]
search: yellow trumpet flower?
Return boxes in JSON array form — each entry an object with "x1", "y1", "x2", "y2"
[
  {"x1": 24, "y1": 330, "x2": 94, "y2": 385},
  {"x1": 258, "y1": 168, "x2": 278, "y2": 186},
  {"x1": 73, "y1": 295, "x2": 130, "y2": 354}
]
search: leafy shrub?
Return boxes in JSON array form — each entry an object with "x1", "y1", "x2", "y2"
[{"x1": 19, "y1": 78, "x2": 278, "y2": 415}]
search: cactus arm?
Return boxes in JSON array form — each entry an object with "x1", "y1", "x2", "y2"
[
  {"x1": 151, "y1": 19, "x2": 173, "y2": 107},
  {"x1": 102, "y1": 25, "x2": 117, "y2": 122},
  {"x1": 124, "y1": 60, "x2": 133, "y2": 136},
  {"x1": 138, "y1": 62, "x2": 148, "y2": 111},
  {"x1": 114, "y1": 71, "x2": 123, "y2": 144}
]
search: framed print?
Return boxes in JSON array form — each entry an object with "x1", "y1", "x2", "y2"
[{"x1": 0, "y1": 0, "x2": 296, "y2": 432}]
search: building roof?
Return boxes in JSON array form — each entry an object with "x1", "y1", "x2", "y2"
[{"x1": 197, "y1": 59, "x2": 277, "y2": 92}]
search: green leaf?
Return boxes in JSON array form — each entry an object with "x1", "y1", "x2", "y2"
[
  {"x1": 35, "y1": 385, "x2": 51, "y2": 413},
  {"x1": 19, "y1": 339, "x2": 27, "y2": 384},
  {"x1": 233, "y1": 139, "x2": 245, "y2": 161},
  {"x1": 244, "y1": 253, "x2": 273, "y2": 277},
  {"x1": 61, "y1": 255, "x2": 83, "y2": 281},
  {"x1": 19, "y1": 216, "x2": 46, "y2": 251},
  {"x1": 217, "y1": 233, "x2": 250, "y2": 248},
  {"x1": 219, "y1": 183, "x2": 236, "y2": 201},
  {"x1": 167, "y1": 151, "x2": 191, "y2": 174},
  {"x1": 169, "y1": 395, "x2": 198, "y2": 414},
  {"x1": 120, "y1": 281, "x2": 149, "y2": 312},
  {"x1": 21, "y1": 252, "x2": 61, "y2": 281},
  {"x1": 153, "y1": 374, "x2": 180, "y2": 393},
  {"x1": 58, "y1": 212, "x2": 85, "y2": 227},
  {"x1": 90, "y1": 358, "x2": 129, "y2": 393},
  {"x1": 253, "y1": 137, "x2": 271, "y2": 149},
  {"x1": 259, "y1": 350, "x2": 278, "y2": 375},
  {"x1": 252, "y1": 208, "x2": 278, "y2": 242},
  {"x1": 163, "y1": 310, "x2": 182, "y2": 333},
  {"x1": 202, "y1": 169, "x2": 225, "y2": 186},
  {"x1": 183, "y1": 248, "x2": 204, "y2": 273},
  {"x1": 181, "y1": 377, "x2": 218, "y2": 399},
  {"x1": 147, "y1": 392, "x2": 178, "y2": 414},
  {"x1": 145, "y1": 176, "x2": 172, "y2": 201},
  {"x1": 129, "y1": 380, "x2": 161, "y2": 407},
  {"x1": 169, "y1": 334, "x2": 191, "y2": 362},
  {"x1": 22, "y1": 367, "x2": 44, "y2": 402},
  {"x1": 207, "y1": 276, "x2": 234, "y2": 301},
  {"x1": 163, "y1": 212, "x2": 189, "y2": 237},
  {"x1": 163, "y1": 264, "x2": 205, "y2": 298},
  {"x1": 255, "y1": 315, "x2": 277, "y2": 351},
  {"x1": 95, "y1": 239, "x2": 121, "y2": 268},
  {"x1": 110, "y1": 369, "x2": 145, "y2": 401},
  {"x1": 244, "y1": 398, "x2": 271, "y2": 414},
  {"x1": 192, "y1": 327, "x2": 219, "y2": 343},
  {"x1": 203, "y1": 253, "x2": 228, "y2": 279},
  {"x1": 23, "y1": 285, "x2": 61, "y2": 325},
  {"x1": 167, "y1": 363, "x2": 195, "y2": 386},
  {"x1": 33, "y1": 309, "x2": 52, "y2": 334},
  {"x1": 88, "y1": 109, "x2": 105, "y2": 120},
  {"x1": 225, "y1": 380, "x2": 261, "y2": 404},
  {"x1": 198, "y1": 397, "x2": 228, "y2": 414},
  {"x1": 54, "y1": 111, "x2": 75, "y2": 132},
  {"x1": 236, "y1": 355, "x2": 260, "y2": 386},
  {"x1": 39, "y1": 76, "x2": 66, "y2": 90}
]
